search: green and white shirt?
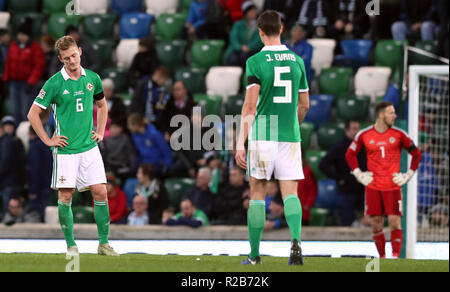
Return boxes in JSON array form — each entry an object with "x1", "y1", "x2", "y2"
[
  {"x1": 246, "y1": 45, "x2": 309, "y2": 143},
  {"x1": 34, "y1": 67, "x2": 104, "y2": 154}
]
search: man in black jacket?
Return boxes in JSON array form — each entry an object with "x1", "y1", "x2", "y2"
[
  {"x1": 319, "y1": 120, "x2": 367, "y2": 226},
  {"x1": 0, "y1": 116, "x2": 26, "y2": 217}
]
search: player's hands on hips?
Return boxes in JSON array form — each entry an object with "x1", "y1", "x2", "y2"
[
  {"x1": 393, "y1": 170, "x2": 415, "y2": 187},
  {"x1": 352, "y1": 168, "x2": 374, "y2": 186},
  {"x1": 235, "y1": 149, "x2": 247, "y2": 170},
  {"x1": 47, "y1": 135, "x2": 68, "y2": 148},
  {"x1": 91, "y1": 131, "x2": 104, "y2": 143}
]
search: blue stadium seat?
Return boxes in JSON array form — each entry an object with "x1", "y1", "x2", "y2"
[
  {"x1": 315, "y1": 179, "x2": 338, "y2": 212},
  {"x1": 335, "y1": 39, "x2": 373, "y2": 70},
  {"x1": 0, "y1": 0, "x2": 5, "y2": 11},
  {"x1": 123, "y1": 178, "x2": 138, "y2": 208},
  {"x1": 111, "y1": 0, "x2": 143, "y2": 14},
  {"x1": 120, "y1": 13, "x2": 153, "y2": 39},
  {"x1": 303, "y1": 94, "x2": 334, "y2": 129}
]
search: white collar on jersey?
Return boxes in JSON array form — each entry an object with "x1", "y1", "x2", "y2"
[
  {"x1": 60, "y1": 66, "x2": 87, "y2": 81},
  {"x1": 261, "y1": 45, "x2": 289, "y2": 51}
]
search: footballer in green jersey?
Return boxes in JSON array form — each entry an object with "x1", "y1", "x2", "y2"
[
  {"x1": 27, "y1": 36, "x2": 118, "y2": 257},
  {"x1": 236, "y1": 10, "x2": 309, "y2": 266}
]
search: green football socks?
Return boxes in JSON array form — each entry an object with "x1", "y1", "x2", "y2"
[
  {"x1": 284, "y1": 194, "x2": 302, "y2": 243},
  {"x1": 247, "y1": 200, "x2": 266, "y2": 259},
  {"x1": 58, "y1": 200, "x2": 76, "y2": 248},
  {"x1": 94, "y1": 200, "x2": 110, "y2": 245}
]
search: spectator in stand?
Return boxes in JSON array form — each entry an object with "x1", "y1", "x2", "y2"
[
  {"x1": 319, "y1": 120, "x2": 367, "y2": 226},
  {"x1": 160, "y1": 81, "x2": 197, "y2": 141},
  {"x1": 265, "y1": 194, "x2": 288, "y2": 230},
  {"x1": 224, "y1": 1, "x2": 263, "y2": 68},
  {"x1": 185, "y1": 0, "x2": 208, "y2": 39},
  {"x1": 105, "y1": 175, "x2": 129, "y2": 224},
  {"x1": 0, "y1": 116, "x2": 26, "y2": 216},
  {"x1": 128, "y1": 38, "x2": 160, "y2": 90},
  {"x1": 27, "y1": 125, "x2": 52, "y2": 222},
  {"x1": 430, "y1": 196, "x2": 449, "y2": 227},
  {"x1": 184, "y1": 167, "x2": 215, "y2": 216},
  {"x1": 262, "y1": 0, "x2": 302, "y2": 32},
  {"x1": 0, "y1": 28, "x2": 10, "y2": 71},
  {"x1": 134, "y1": 163, "x2": 169, "y2": 224},
  {"x1": 101, "y1": 121, "x2": 137, "y2": 183},
  {"x1": 127, "y1": 113, "x2": 172, "y2": 176},
  {"x1": 285, "y1": 24, "x2": 313, "y2": 85},
  {"x1": 39, "y1": 35, "x2": 57, "y2": 82},
  {"x1": 2, "y1": 196, "x2": 40, "y2": 226},
  {"x1": 130, "y1": 66, "x2": 173, "y2": 130},
  {"x1": 298, "y1": 152, "x2": 318, "y2": 226},
  {"x1": 296, "y1": 0, "x2": 331, "y2": 38},
  {"x1": 220, "y1": 0, "x2": 245, "y2": 23},
  {"x1": 2, "y1": 18, "x2": 45, "y2": 123},
  {"x1": 161, "y1": 208, "x2": 175, "y2": 224},
  {"x1": 203, "y1": 0, "x2": 229, "y2": 41},
  {"x1": 165, "y1": 198, "x2": 210, "y2": 227},
  {"x1": 127, "y1": 195, "x2": 150, "y2": 226},
  {"x1": 101, "y1": 78, "x2": 128, "y2": 130},
  {"x1": 210, "y1": 166, "x2": 249, "y2": 225},
  {"x1": 391, "y1": 0, "x2": 439, "y2": 41},
  {"x1": 436, "y1": 0, "x2": 448, "y2": 58},
  {"x1": 64, "y1": 25, "x2": 100, "y2": 72},
  {"x1": 265, "y1": 180, "x2": 280, "y2": 213},
  {"x1": 330, "y1": 0, "x2": 370, "y2": 44}
]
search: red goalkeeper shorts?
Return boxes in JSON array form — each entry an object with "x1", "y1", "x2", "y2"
[{"x1": 365, "y1": 187, "x2": 403, "y2": 216}]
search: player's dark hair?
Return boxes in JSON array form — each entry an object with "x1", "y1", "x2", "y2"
[
  {"x1": 344, "y1": 120, "x2": 359, "y2": 130},
  {"x1": 375, "y1": 101, "x2": 394, "y2": 116},
  {"x1": 257, "y1": 10, "x2": 282, "y2": 37}
]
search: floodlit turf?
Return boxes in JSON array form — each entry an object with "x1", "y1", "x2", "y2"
[{"x1": 0, "y1": 254, "x2": 448, "y2": 272}]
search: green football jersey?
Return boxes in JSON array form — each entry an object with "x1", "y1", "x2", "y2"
[
  {"x1": 33, "y1": 67, "x2": 104, "y2": 154},
  {"x1": 246, "y1": 45, "x2": 309, "y2": 142}
]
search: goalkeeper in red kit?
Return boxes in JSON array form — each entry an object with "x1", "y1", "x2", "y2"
[{"x1": 345, "y1": 102, "x2": 422, "y2": 258}]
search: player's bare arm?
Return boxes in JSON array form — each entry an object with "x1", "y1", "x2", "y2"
[
  {"x1": 91, "y1": 97, "x2": 108, "y2": 143},
  {"x1": 236, "y1": 84, "x2": 260, "y2": 170},
  {"x1": 297, "y1": 91, "x2": 310, "y2": 124},
  {"x1": 27, "y1": 104, "x2": 68, "y2": 148}
]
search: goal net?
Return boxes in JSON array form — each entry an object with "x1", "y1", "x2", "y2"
[{"x1": 407, "y1": 65, "x2": 449, "y2": 259}]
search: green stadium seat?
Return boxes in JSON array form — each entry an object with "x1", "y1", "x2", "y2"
[
  {"x1": 305, "y1": 150, "x2": 327, "y2": 180},
  {"x1": 318, "y1": 67, "x2": 352, "y2": 97},
  {"x1": 224, "y1": 94, "x2": 244, "y2": 116},
  {"x1": 91, "y1": 39, "x2": 115, "y2": 71},
  {"x1": 336, "y1": 95, "x2": 371, "y2": 122},
  {"x1": 82, "y1": 14, "x2": 117, "y2": 42},
  {"x1": 317, "y1": 122, "x2": 345, "y2": 151},
  {"x1": 190, "y1": 40, "x2": 225, "y2": 70},
  {"x1": 72, "y1": 206, "x2": 95, "y2": 224},
  {"x1": 101, "y1": 67, "x2": 129, "y2": 94},
  {"x1": 164, "y1": 178, "x2": 196, "y2": 211},
  {"x1": 174, "y1": 67, "x2": 207, "y2": 94},
  {"x1": 43, "y1": 0, "x2": 71, "y2": 14},
  {"x1": 300, "y1": 122, "x2": 314, "y2": 151},
  {"x1": 375, "y1": 40, "x2": 408, "y2": 73},
  {"x1": 411, "y1": 40, "x2": 439, "y2": 65},
  {"x1": 155, "y1": 40, "x2": 187, "y2": 70},
  {"x1": 7, "y1": 0, "x2": 39, "y2": 13},
  {"x1": 47, "y1": 13, "x2": 82, "y2": 39},
  {"x1": 193, "y1": 94, "x2": 223, "y2": 116},
  {"x1": 11, "y1": 13, "x2": 45, "y2": 39},
  {"x1": 155, "y1": 13, "x2": 187, "y2": 41},
  {"x1": 180, "y1": 0, "x2": 194, "y2": 12},
  {"x1": 309, "y1": 208, "x2": 329, "y2": 226}
]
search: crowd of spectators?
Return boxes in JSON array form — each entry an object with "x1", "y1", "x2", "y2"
[{"x1": 0, "y1": 0, "x2": 448, "y2": 228}]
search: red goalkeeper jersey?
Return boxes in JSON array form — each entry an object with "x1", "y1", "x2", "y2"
[{"x1": 346, "y1": 125, "x2": 420, "y2": 191}]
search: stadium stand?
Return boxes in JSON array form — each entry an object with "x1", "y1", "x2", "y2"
[
  {"x1": 111, "y1": 0, "x2": 143, "y2": 15},
  {"x1": 119, "y1": 12, "x2": 153, "y2": 39},
  {"x1": 145, "y1": 0, "x2": 178, "y2": 17},
  {"x1": 317, "y1": 122, "x2": 346, "y2": 151},
  {"x1": 82, "y1": 14, "x2": 117, "y2": 41},
  {"x1": 42, "y1": 0, "x2": 70, "y2": 15},
  {"x1": 303, "y1": 94, "x2": 334, "y2": 129},
  {"x1": 155, "y1": 13, "x2": 187, "y2": 41},
  {"x1": 115, "y1": 38, "x2": 140, "y2": 68},
  {"x1": 155, "y1": 40, "x2": 187, "y2": 70},
  {"x1": 174, "y1": 66, "x2": 207, "y2": 94},
  {"x1": 308, "y1": 38, "x2": 336, "y2": 77},
  {"x1": 47, "y1": 13, "x2": 81, "y2": 38},
  {"x1": 354, "y1": 66, "x2": 392, "y2": 103},
  {"x1": 205, "y1": 66, "x2": 242, "y2": 102},
  {"x1": 78, "y1": 0, "x2": 109, "y2": 15}
]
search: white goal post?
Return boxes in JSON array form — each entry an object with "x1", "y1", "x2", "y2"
[{"x1": 407, "y1": 65, "x2": 449, "y2": 259}]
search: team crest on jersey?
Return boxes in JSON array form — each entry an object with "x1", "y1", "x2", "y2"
[
  {"x1": 86, "y1": 82, "x2": 94, "y2": 91},
  {"x1": 389, "y1": 137, "x2": 396, "y2": 144},
  {"x1": 38, "y1": 89, "x2": 46, "y2": 99},
  {"x1": 369, "y1": 140, "x2": 375, "y2": 144}
]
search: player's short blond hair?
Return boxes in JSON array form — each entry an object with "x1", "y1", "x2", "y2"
[{"x1": 55, "y1": 36, "x2": 78, "y2": 55}]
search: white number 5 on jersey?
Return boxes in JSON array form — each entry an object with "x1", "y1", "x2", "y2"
[{"x1": 273, "y1": 66, "x2": 292, "y2": 104}]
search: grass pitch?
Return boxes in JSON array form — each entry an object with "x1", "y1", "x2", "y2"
[{"x1": 0, "y1": 254, "x2": 448, "y2": 272}]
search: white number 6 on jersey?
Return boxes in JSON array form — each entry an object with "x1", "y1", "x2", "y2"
[{"x1": 76, "y1": 98, "x2": 84, "y2": 112}]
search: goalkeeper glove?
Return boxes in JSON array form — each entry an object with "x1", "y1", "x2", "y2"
[
  {"x1": 393, "y1": 170, "x2": 415, "y2": 187},
  {"x1": 352, "y1": 168, "x2": 374, "y2": 186}
]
